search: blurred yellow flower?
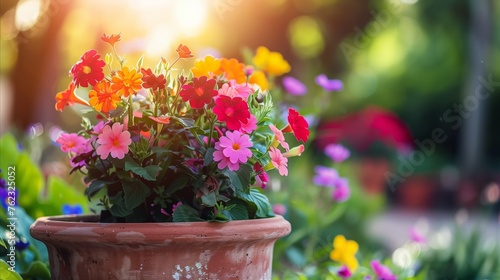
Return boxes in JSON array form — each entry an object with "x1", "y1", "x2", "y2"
[
  {"x1": 191, "y1": 55, "x2": 221, "y2": 78},
  {"x1": 248, "y1": 70, "x2": 269, "y2": 91},
  {"x1": 330, "y1": 235, "x2": 359, "y2": 272},
  {"x1": 252, "y1": 46, "x2": 291, "y2": 76}
]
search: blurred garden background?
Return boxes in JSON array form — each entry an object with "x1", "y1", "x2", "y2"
[{"x1": 1, "y1": 0, "x2": 499, "y2": 279}]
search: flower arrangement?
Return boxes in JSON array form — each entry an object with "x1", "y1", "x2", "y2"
[{"x1": 54, "y1": 34, "x2": 309, "y2": 223}]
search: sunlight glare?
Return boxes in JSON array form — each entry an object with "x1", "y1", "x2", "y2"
[
  {"x1": 173, "y1": 0, "x2": 208, "y2": 36},
  {"x1": 15, "y1": 0, "x2": 42, "y2": 31}
]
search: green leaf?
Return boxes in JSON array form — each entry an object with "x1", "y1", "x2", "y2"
[
  {"x1": 221, "y1": 200, "x2": 249, "y2": 220},
  {"x1": 124, "y1": 161, "x2": 161, "y2": 181},
  {"x1": 85, "y1": 179, "x2": 109, "y2": 198},
  {"x1": 0, "y1": 260, "x2": 22, "y2": 280},
  {"x1": 203, "y1": 148, "x2": 215, "y2": 166},
  {"x1": 223, "y1": 164, "x2": 252, "y2": 193},
  {"x1": 0, "y1": 237, "x2": 6, "y2": 249},
  {"x1": 136, "y1": 55, "x2": 144, "y2": 70},
  {"x1": 237, "y1": 188, "x2": 274, "y2": 218},
  {"x1": 122, "y1": 179, "x2": 150, "y2": 209},
  {"x1": 20, "y1": 261, "x2": 51, "y2": 280},
  {"x1": 201, "y1": 192, "x2": 216, "y2": 207},
  {"x1": 172, "y1": 205, "x2": 203, "y2": 222},
  {"x1": 108, "y1": 192, "x2": 133, "y2": 217},
  {"x1": 166, "y1": 176, "x2": 191, "y2": 194}
]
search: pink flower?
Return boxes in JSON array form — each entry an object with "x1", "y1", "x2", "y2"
[
  {"x1": 56, "y1": 133, "x2": 88, "y2": 153},
  {"x1": 337, "y1": 265, "x2": 352, "y2": 278},
  {"x1": 213, "y1": 131, "x2": 253, "y2": 171},
  {"x1": 254, "y1": 163, "x2": 269, "y2": 188},
  {"x1": 272, "y1": 204, "x2": 287, "y2": 216},
  {"x1": 239, "y1": 114, "x2": 257, "y2": 134},
  {"x1": 96, "y1": 123, "x2": 132, "y2": 159},
  {"x1": 313, "y1": 166, "x2": 339, "y2": 187},
  {"x1": 325, "y1": 144, "x2": 350, "y2": 163},
  {"x1": 269, "y1": 147, "x2": 288, "y2": 176},
  {"x1": 371, "y1": 260, "x2": 397, "y2": 280},
  {"x1": 283, "y1": 145, "x2": 304, "y2": 158},
  {"x1": 409, "y1": 227, "x2": 426, "y2": 243},
  {"x1": 270, "y1": 124, "x2": 289, "y2": 151},
  {"x1": 172, "y1": 201, "x2": 183, "y2": 213},
  {"x1": 229, "y1": 80, "x2": 253, "y2": 99},
  {"x1": 217, "y1": 83, "x2": 239, "y2": 98},
  {"x1": 332, "y1": 178, "x2": 350, "y2": 202}
]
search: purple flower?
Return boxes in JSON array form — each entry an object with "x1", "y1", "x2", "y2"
[
  {"x1": 371, "y1": 260, "x2": 397, "y2": 280},
  {"x1": 272, "y1": 204, "x2": 287, "y2": 216},
  {"x1": 325, "y1": 144, "x2": 350, "y2": 163},
  {"x1": 313, "y1": 166, "x2": 338, "y2": 187},
  {"x1": 0, "y1": 178, "x2": 6, "y2": 189},
  {"x1": 62, "y1": 204, "x2": 83, "y2": 215},
  {"x1": 409, "y1": 227, "x2": 426, "y2": 243},
  {"x1": 332, "y1": 178, "x2": 350, "y2": 202},
  {"x1": 337, "y1": 265, "x2": 352, "y2": 278},
  {"x1": 282, "y1": 76, "x2": 307, "y2": 96},
  {"x1": 315, "y1": 74, "x2": 343, "y2": 92}
]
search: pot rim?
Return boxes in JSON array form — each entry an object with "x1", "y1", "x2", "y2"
[{"x1": 30, "y1": 214, "x2": 291, "y2": 244}]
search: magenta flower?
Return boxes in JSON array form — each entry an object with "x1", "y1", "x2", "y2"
[
  {"x1": 282, "y1": 76, "x2": 307, "y2": 96},
  {"x1": 270, "y1": 124, "x2": 289, "y2": 151},
  {"x1": 315, "y1": 74, "x2": 343, "y2": 92},
  {"x1": 239, "y1": 114, "x2": 257, "y2": 134},
  {"x1": 337, "y1": 265, "x2": 352, "y2": 278},
  {"x1": 325, "y1": 143, "x2": 350, "y2": 163},
  {"x1": 57, "y1": 133, "x2": 88, "y2": 153},
  {"x1": 313, "y1": 166, "x2": 339, "y2": 187},
  {"x1": 332, "y1": 177, "x2": 350, "y2": 202},
  {"x1": 96, "y1": 123, "x2": 132, "y2": 159},
  {"x1": 213, "y1": 131, "x2": 252, "y2": 171},
  {"x1": 409, "y1": 227, "x2": 426, "y2": 243},
  {"x1": 272, "y1": 204, "x2": 287, "y2": 216},
  {"x1": 371, "y1": 260, "x2": 397, "y2": 280},
  {"x1": 270, "y1": 147, "x2": 288, "y2": 176},
  {"x1": 254, "y1": 163, "x2": 269, "y2": 188},
  {"x1": 172, "y1": 201, "x2": 183, "y2": 213}
]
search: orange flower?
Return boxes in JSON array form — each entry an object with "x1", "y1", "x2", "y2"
[
  {"x1": 55, "y1": 82, "x2": 90, "y2": 111},
  {"x1": 112, "y1": 67, "x2": 143, "y2": 97},
  {"x1": 191, "y1": 56, "x2": 221, "y2": 79},
  {"x1": 101, "y1": 33, "x2": 121, "y2": 47},
  {"x1": 89, "y1": 80, "x2": 121, "y2": 113},
  {"x1": 176, "y1": 44, "x2": 193, "y2": 59},
  {"x1": 219, "y1": 58, "x2": 246, "y2": 84}
]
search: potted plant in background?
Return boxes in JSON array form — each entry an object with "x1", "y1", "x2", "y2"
[{"x1": 30, "y1": 33, "x2": 309, "y2": 279}]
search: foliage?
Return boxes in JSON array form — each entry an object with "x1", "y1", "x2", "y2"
[{"x1": 55, "y1": 34, "x2": 309, "y2": 223}]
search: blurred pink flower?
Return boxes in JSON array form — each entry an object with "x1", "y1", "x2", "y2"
[
  {"x1": 325, "y1": 143, "x2": 350, "y2": 163},
  {"x1": 315, "y1": 74, "x2": 343, "y2": 92},
  {"x1": 337, "y1": 265, "x2": 352, "y2": 278},
  {"x1": 56, "y1": 133, "x2": 88, "y2": 153},
  {"x1": 313, "y1": 166, "x2": 339, "y2": 187},
  {"x1": 409, "y1": 227, "x2": 426, "y2": 243},
  {"x1": 371, "y1": 260, "x2": 397, "y2": 280},
  {"x1": 332, "y1": 178, "x2": 350, "y2": 202},
  {"x1": 96, "y1": 123, "x2": 132, "y2": 159},
  {"x1": 283, "y1": 76, "x2": 307, "y2": 96},
  {"x1": 272, "y1": 204, "x2": 287, "y2": 216}
]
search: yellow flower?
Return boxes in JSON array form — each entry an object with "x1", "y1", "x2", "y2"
[
  {"x1": 329, "y1": 235, "x2": 359, "y2": 272},
  {"x1": 252, "y1": 46, "x2": 291, "y2": 76},
  {"x1": 191, "y1": 55, "x2": 221, "y2": 78},
  {"x1": 248, "y1": 70, "x2": 269, "y2": 91}
]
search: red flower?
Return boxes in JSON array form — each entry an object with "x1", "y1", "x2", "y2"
[
  {"x1": 286, "y1": 108, "x2": 309, "y2": 143},
  {"x1": 141, "y1": 68, "x2": 166, "y2": 91},
  {"x1": 69, "y1": 50, "x2": 105, "y2": 87},
  {"x1": 180, "y1": 76, "x2": 217, "y2": 109},
  {"x1": 213, "y1": 96, "x2": 250, "y2": 131},
  {"x1": 101, "y1": 33, "x2": 121, "y2": 47},
  {"x1": 176, "y1": 44, "x2": 193, "y2": 59}
]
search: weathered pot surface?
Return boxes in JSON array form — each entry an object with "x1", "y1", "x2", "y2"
[{"x1": 30, "y1": 215, "x2": 290, "y2": 280}]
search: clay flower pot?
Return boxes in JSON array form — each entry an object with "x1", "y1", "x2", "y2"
[{"x1": 30, "y1": 215, "x2": 290, "y2": 280}]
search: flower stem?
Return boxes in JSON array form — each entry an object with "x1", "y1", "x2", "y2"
[{"x1": 128, "y1": 95, "x2": 134, "y2": 127}]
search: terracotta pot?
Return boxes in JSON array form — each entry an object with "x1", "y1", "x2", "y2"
[{"x1": 30, "y1": 215, "x2": 290, "y2": 280}]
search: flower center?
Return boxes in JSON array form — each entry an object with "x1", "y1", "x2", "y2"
[
  {"x1": 83, "y1": 66, "x2": 91, "y2": 74},
  {"x1": 67, "y1": 141, "x2": 76, "y2": 148},
  {"x1": 112, "y1": 138, "x2": 120, "y2": 147},
  {"x1": 124, "y1": 80, "x2": 132, "y2": 87},
  {"x1": 232, "y1": 143, "x2": 240, "y2": 150},
  {"x1": 195, "y1": 87, "x2": 204, "y2": 96},
  {"x1": 224, "y1": 107, "x2": 235, "y2": 117}
]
